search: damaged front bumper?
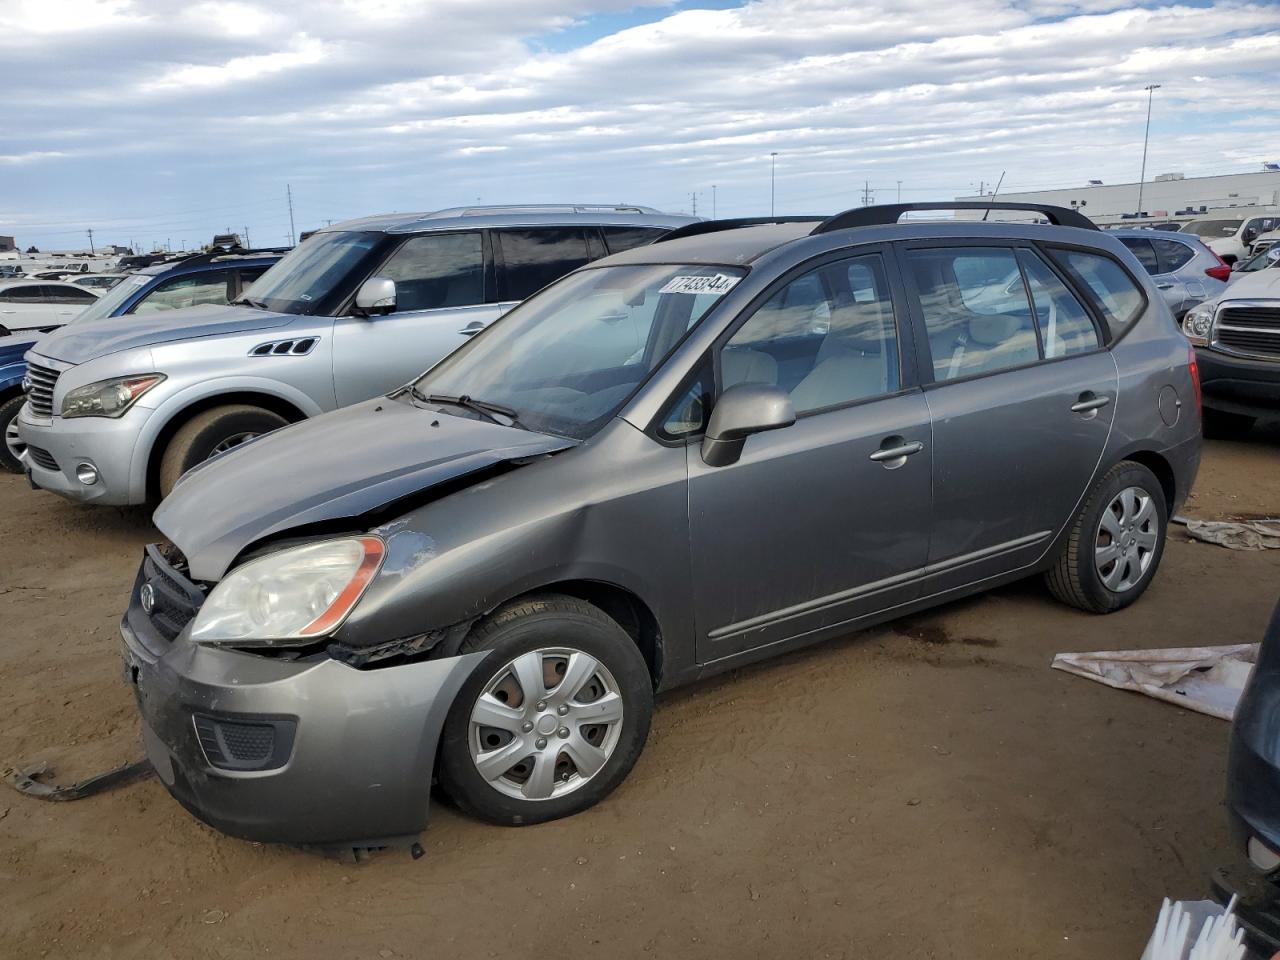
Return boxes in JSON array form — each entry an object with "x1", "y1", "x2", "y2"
[{"x1": 120, "y1": 551, "x2": 483, "y2": 846}]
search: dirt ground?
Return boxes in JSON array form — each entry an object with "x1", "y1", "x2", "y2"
[{"x1": 2, "y1": 426, "x2": 1278, "y2": 959}]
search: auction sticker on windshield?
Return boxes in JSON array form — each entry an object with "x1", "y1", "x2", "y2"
[{"x1": 659, "y1": 274, "x2": 742, "y2": 296}]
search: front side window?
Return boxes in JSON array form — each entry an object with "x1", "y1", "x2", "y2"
[
  {"x1": 1047, "y1": 248, "x2": 1144, "y2": 338},
  {"x1": 497, "y1": 229, "x2": 593, "y2": 301},
  {"x1": 376, "y1": 232, "x2": 485, "y2": 311},
  {"x1": 131, "y1": 271, "x2": 232, "y2": 314},
  {"x1": 722, "y1": 254, "x2": 898, "y2": 414},
  {"x1": 243, "y1": 231, "x2": 385, "y2": 315},
  {"x1": 905, "y1": 247, "x2": 1039, "y2": 382},
  {"x1": 415, "y1": 264, "x2": 742, "y2": 439},
  {"x1": 1016, "y1": 250, "x2": 1100, "y2": 358}
]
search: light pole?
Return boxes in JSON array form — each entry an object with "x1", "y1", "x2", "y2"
[
  {"x1": 770, "y1": 153, "x2": 778, "y2": 217},
  {"x1": 896, "y1": 181, "x2": 902, "y2": 203},
  {"x1": 712, "y1": 184, "x2": 717, "y2": 219},
  {"x1": 1136, "y1": 84, "x2": 1161, "y2": 218}
]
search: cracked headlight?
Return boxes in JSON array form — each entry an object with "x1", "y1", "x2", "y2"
[
  {"x1": 1182, "y1": 305, "x2": 1213, "y2": 346},
  {"x1": 190, "y1": 537, "x2": 385, "y2": 645},
  {"x1": 61, "y1": 374, "x2": 165, "y2": 419}
]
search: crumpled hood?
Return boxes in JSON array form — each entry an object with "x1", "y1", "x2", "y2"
[
  {"x1": 154, "y1": 397, "x2": 578, "y2": 580},
  {"x1": 35, "y1": 303, "x2": 298, "y2": 364}
]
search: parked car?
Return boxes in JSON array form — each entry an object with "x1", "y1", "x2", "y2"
[
  {"x1": 1219, "y1": 600, "x2": 1280, "y2": 954},
  {"x1": 119, "y1": 202, "x2": 1200, "y2": 849},
  {"x1": 72, "y1": 273, "x2": 129, "y2": 290},
  {"x1": 0, "y1": 264, "x2": 27, "y2": 280},
  {"x1": 1181, "y1": 258, "x2": 1280, "y2": 434},
  {"x1": 1229, "y1": 245, "x2": 1280, "y2": 283},
  {"x1": 1111, "y1": 229, "x2": 1230, "y2": 319},
  {"x1": 0, "y1": 331, "x2": 38, "y2": 471},
  {"x1": 2, "y1": 250, "x2": 281, "y2": 473},
  {"x1": 1250, "y1": 229, "x2": 1280, "y2": 257},
  {"x1": 0, "y1": 279, "x2": 100, "y2": 334},
  {"x1": 1182, "y1": 213, "x2": 1280, "y2": 264},
  {"x1": 15, "y1": 205, "x2": 693, "y2": 500}
]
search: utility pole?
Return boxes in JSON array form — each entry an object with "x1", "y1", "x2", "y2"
[
  {"x1": 861, "y1": 181, "x2": 875, "y2": 206},
  {"x1": 286, "y1": 184, "x2": 297, "y2": 243},
  {"x1": 1136, "y1": 84, "x2": 1161, "y2": 217},
  {"x1": 86, "y1": 228, "x2": 94, "y2": 255},
  {"x1": 690, "y1": 191, "x2": 697, "y2": 217},
  {"x1": 896, "y1": 181, "x2": 902, "y2": 203},
  {"x1": 244, "y1": 225, "x2": 251, "y2": 248},
  {"x1": 770, "y1": 153, "x2": 778, "y2": 217},
  {"x1": 166, "y1": 238, "x2": 171, "y2": 252},
  {"x1": 712, "y1": 184, "x2": 717, "y2": 219}
]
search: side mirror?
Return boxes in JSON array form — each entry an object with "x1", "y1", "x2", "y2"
[
  {"x1": 355, "y1": 277, "x2": 396, "y2": 317},
  {"x1": 700, "y1": 383, "x2": 796, "y2": 468},
  {"x1": 1243, "y1": 229, "x2": 1258, "y2": 244}
]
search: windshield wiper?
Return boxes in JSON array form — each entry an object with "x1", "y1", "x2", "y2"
[
  {"x1": 410, "y1": 388, "x2": 519, "y2": 426},
  {"x1": 234, "y1": 296, "x2": 269, "y2": 310}
]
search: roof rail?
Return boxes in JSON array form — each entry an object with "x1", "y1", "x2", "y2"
[
  {"x1": 812, "y1": 202, "x2": 1098, "y2": 234},
  {"x1": 154, "y1": 247, "x2": 291, "y2": 269},
  {"x1": 654, "y1": 217, "x2": 825, "y2": 244}
]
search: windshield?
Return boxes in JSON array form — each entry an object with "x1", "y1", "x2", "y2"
[
  {"x1": 413, "y1": 263, "x2": 745, "y2": 439},
  {"x1": 69, "y1": 272, "x2": 147, "y2": 323},
  {"x1": 241, "y1": 231, "x2": 384, "y2": 315},
  {"x1": 1183, "y1": 219, "x2": 1242, "y2": 238}
]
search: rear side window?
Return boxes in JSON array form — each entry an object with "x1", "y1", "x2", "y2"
[
  {"x1": 905, "y1": 247, "x2": 1039, "y2": 382},
  {"x1": 1047, "y1": 249, "x2": 1145, "y2": 337},
  {"x1": 378, "y1": 232, "x2": 485, "y2": 311},
  {"x1": 1152, "y1": 239, "x2": 1194, "y2": 273},
  {"x1": 498, "y1": 229, "x2": 592, "y2": 300},
  {"x1": 1016, "y1": 250, "x2": 1100, "y2": 358},
  {"x1": 602, "y1": 226, "x2": 665, "y2": 254},
  {"x1": 0, "y1": 285, "x2": 41, "y2": 301},
  {"x1": 1118, "y1": 237, "x2": 1158, "y2": 275},
  {"x1": 47, "y1": 286, "x2": 98, "y2": 303}
]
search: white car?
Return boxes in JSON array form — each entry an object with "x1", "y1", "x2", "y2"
[
  {"x1": 0, "y1": 280, "x2": 101, "y2": 334},
  {"x1": 1182, "y1": 214, "x2": 1280, "y2": 263},
  {"x1": 71, "y1": 273, "x2": 129, "y2": 291}
]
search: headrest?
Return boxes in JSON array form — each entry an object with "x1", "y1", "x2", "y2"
[{"x1": 825, "y1": 301, "x2": 886, "y2": 354}]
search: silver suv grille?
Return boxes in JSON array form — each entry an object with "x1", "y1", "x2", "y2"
[
  {"x1": 1216, "y1": 306, "x2": 1280, "y2": 360},
  {"x1": 24, "y1": 361, "x2": 60, "y2": 417}
]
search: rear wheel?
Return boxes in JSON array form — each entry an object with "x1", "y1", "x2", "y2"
[
  {"x1": 0, "y1": 394, "x2": 26, "y2": 473},
  {"x1": 437, "y1": 595, "x2": 653, "y2": 826},
  {"x1": 1045, "y1": 461, "x2": 1168, "y2": 614},
  {"x1": 157, "y1": 404, "x2": 287, "y2": 498}
]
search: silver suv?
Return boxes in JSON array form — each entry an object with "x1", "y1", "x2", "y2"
[{"x1": 16, "y1": 205, "x2": 693, "y2": 505}]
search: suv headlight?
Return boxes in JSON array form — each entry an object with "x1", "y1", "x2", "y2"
[
  {"x1": 189, "y1": 537, "x2": 385, "y2": 646},
  {"x1": 1182, "y1": 305, "x2": 1214, "y2": 346},
  {"x1": 61, "y1": 374, "x2": 165, "y2": 419}
]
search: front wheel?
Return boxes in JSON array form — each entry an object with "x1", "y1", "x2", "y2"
[
  {"x1": 437, "y1": 595, "x2": 653, "y2": 826},
  {"x1": 1044, "y1": 461, "x2": 1168, "y2": 614},
  {"x1": 0, "y1": 394, "x2": 26, "y2": 473},
  {"x1": 157, "y1": 404, "x2": 287, "y2": 498}
]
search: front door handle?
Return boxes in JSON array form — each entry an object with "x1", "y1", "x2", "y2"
[
  {"x1": 869, "y1": 437, "x2": 924, "y2": 467},
  {"x1": 458, "y1": 322, "x2": 486, "y2": 336},
  {"x1": 1071, "y1": 393, "x2": 1112, "y2": 415},
  {"x1": 1155, "y1": 281, "x2": 1176, "y2": 289}
]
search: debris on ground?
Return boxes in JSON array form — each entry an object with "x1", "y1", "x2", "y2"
[
  {"x1": 1141, "y1": 895, "x2": 1246, "y2": 960},
  {"x1": 1174, "y1": 515, "x2": 1280, "y2": 551},
  {"x1": 1051, "y1": 645, "x2": 1257, "y2": 720},
  {"x1": 2, "y1": 759, "x2": 153, "y2": 801}
]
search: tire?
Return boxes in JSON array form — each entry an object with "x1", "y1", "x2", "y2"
[
  {"x1": 1044, "y1": 460, "x2": 1169, "y2": 614},
  {"x1": 437, "y1": 594, "x2": 653, "y2": 826},
  {"x1": 157, "y1": 404, "x2": 287, "y2": 498},
  {"x1": 0, "y1": 394, "x2": 26, "y2": 474},
  {"x1": 1202, "y1": 409, "x2": 1255, "y2": 440}
]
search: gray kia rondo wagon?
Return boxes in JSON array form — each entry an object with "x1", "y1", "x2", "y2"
[{"x1": 120, "y1": 203, "x2": 1201, "y2": 849}]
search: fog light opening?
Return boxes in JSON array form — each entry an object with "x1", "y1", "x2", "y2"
[
  {"x1": 75, "y1": 462, "x2": 99, "y2": 486},
  {"x1": 1248, "y1": 836, "x2": 1280, "y2": 872}
]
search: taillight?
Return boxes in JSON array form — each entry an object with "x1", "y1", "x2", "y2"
[
  {"x1": 1205, "y1": 252, "x2": 1231, "y2": 282},
  {"x1": 1188, "y1": 342, "x2": 1202, "y2": 415}
]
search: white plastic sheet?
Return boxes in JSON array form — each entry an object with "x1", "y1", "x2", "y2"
[
  {"x1": 1051, "y1": 644, "x2": 1258, "y2": 720},
  {"x1": 1175, "y1": 516, "x2": 1280, "y2": 551}
]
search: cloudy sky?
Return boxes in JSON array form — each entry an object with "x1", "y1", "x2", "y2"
[{"x1": 3, "y1": 0, "x2": 1278, "y2": 252}]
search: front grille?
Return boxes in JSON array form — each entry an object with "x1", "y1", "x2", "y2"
[
  {"x1": 1216, "y1": 306, "x2": 1280, "y2": 360},
  {"x1": 140, "y1": 543, "x2": 205, "y2": 643},
  {"x1": 193, "y1": 714, "x2": 296, "y2": 771},
  {"x1": 24, "y1": 361, "x2": 60, "y2": 418},
  {"x1": 25, "y1": 445, "x2": 58, "y2": 471}
]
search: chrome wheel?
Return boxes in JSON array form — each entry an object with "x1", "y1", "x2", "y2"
[
  {"x1": 1094, "y1": 485, "x2": 1159, "y2": 593},
  {"x1": 469, "y1": 647, "x2": 624, "y2": 802},
  {"x1": 4, "y1": 416, "x2": 24, "y2": 462},
  {"x1": 208, "y1": 431, "x2": 258, "y2": 458}
]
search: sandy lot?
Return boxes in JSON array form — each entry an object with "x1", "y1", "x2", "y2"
[{"x1": 2, "y1": 427, "x2": 1278, "y2": 959}]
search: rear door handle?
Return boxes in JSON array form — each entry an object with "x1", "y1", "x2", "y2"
[
  {"x1": 869, "y1": 438, "x2": 924, "y2": 465},
  {"x1": 1071, "y1": 395, "x2": 1111, "y2": 414},
  {"x1": 1155, "y1": 282, "x2": 1176, "y2": 290},
  {"x1": 458, "y1": 322, "x2": 486, "y2": 336}
]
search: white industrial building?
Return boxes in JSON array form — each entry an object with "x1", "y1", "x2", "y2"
[{"x1": 955, "y1": 166, "x2": 1280, "y2": 226}]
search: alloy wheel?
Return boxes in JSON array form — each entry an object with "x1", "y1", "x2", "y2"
[
  {"x1": 4, "y1": 417, "x2": 25, "y2": 462},
  {"x1": 208, "y1": 431, "x2": 258, "y2": 458},
  {"x1": 1094, "y1": 485, "x2": 1159, "y2": 593},
  {"x1": 468, "y1": 647, "x2": 624, "y2": 801}
]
